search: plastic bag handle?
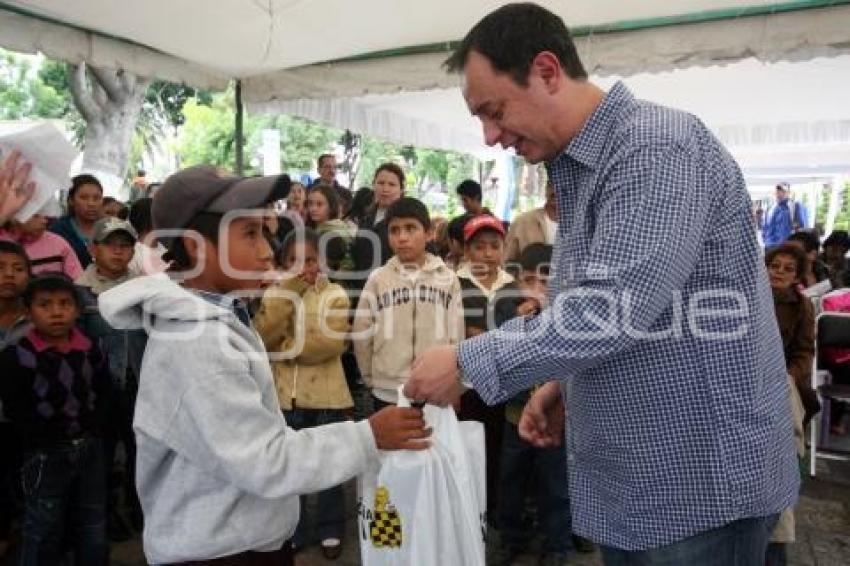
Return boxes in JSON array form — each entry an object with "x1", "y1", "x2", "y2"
[{"x1": 396, "y1": 385, "x2": 425, "y2": 409}]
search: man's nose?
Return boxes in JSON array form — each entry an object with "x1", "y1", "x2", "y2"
[{"x1": 482, "y1": 118, "x2": 504, "y2": 147}]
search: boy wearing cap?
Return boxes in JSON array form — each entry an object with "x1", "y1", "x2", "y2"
[
  {"x1": 76, "y1": 216, "x2": 146, "y2": 540},
  {"x1": 456, "y1": 213, "x2": 519, "y2": 526},
  {"x1": 96, "y1": 165, "x2": 429, "y2": 565},
  {"x1": 353, "y1": 197, "x2": 465, "y2": 409}
]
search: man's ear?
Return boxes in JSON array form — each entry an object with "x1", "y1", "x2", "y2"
[{"x1": 531, "y1": 51, "x2": 563, "y2": 93}]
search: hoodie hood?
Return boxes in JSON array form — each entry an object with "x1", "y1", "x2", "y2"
[
  {"x1": 385, "y1": 253, "x2": 452, "y2": 278},
  {"x1": 97, "y1": 273, "x2": 232, "y2": 331}
]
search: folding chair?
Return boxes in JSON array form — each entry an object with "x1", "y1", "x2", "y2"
[{"x1": 809, "y1": 311, "x2": 850, "y2": 476}]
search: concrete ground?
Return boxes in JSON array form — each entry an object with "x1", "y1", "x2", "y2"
[{"x1": 3, "y1": 433, "x2": 849, "y2": 566}]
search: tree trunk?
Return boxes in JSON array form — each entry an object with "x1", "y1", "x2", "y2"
[{"x1": 67, "y1": 62, "x2": 150, "y2": 198}]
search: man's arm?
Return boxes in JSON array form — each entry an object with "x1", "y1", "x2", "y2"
[{"x1": 459, "y1": 142, "x2": 713, "y2": 405}]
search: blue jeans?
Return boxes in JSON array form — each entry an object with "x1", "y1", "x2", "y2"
[
  {"x1": 19, "y1": 437, "x2": 108, "y2": 566},
  {"x1": 283, "y1": 408, "x2": 348, "y2": 545},
  {"x1": 498, "y1": 420, "x2": 573, "y2": 555},
  {"x1": 599, "y1": 514, "x2": 779, "y2": 566}
]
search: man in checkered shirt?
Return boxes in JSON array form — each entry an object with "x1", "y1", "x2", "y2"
[{"x1": 404, "y1": 4, "x2": 799, "y2": 564}]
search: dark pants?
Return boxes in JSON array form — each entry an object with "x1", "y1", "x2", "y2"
[
  {"x1": 499, "y1": 420, "x2": 572, "y2": 555},
  {"x1": 19, "y1": 437, "x2": 108, "y2": 566},
  {"x1": 765, "y1": 542, "x2": 787, "y2": 566},
  {"x1": 283, "y1": 408, "x2": 348, "y2": 545},
  {"x1": 103, "y1": 385, "x2": 141, "y2": 523},
  {"x1": 599, "y1": 514, "x2": 779, "y2": 566},
  {"x1": 458, "y1": 390, "x2": 505, "y2": 524},
  {"x1": 0, "y1": 422, "x2": 21, "y2": 540}
]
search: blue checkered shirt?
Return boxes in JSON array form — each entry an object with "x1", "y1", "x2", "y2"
[{"x1": 459, "y1": 82, "x2": 799, "y2": 551}]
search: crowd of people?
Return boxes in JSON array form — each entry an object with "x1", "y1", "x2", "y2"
[{"x1": 0, "y1": 145, "x2": 584, "y2": 565}]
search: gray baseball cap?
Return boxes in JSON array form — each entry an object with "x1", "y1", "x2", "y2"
[
  {"x1": 92, "y1": 217, "x2": 138, "y2": 243},
  {"x1": 152, "y1": 165, "x2": 291, "y2": 248}
]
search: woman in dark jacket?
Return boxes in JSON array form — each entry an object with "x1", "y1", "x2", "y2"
[
  {"x1": 766, "y1": 243, "x2": 817, "y2": 422},
  {"x1": 49, "y1": 174, "x2": 104, "y2": 267},
  {"x1": 351, "y1": 163, "x2": 405, "y2": 275}
]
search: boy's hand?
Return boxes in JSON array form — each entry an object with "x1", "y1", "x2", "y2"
[
  {"x1": 516, "y1": 298, "x2": 540, "y2": 317},
  {"x1": 368, "y1": 406, "x2": 431, "y2": 450}
]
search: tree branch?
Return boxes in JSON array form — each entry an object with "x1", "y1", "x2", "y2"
[
  {"x1": 67, "y1": 62, "x2": 100, "y2": 122},
  {"x1": 87, "y1": 65, "x2": 124, "y2": 103}
]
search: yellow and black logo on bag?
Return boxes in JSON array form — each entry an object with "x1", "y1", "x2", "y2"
[{"x1": 369, "y1": 486, "x2": 402, "y2": 548}]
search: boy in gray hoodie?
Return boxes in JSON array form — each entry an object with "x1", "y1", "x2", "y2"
[{"x1": 98, "y1": 165, "x2": 430, "y2": 565}]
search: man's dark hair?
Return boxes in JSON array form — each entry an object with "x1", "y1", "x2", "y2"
[
  {"x1": 456, "y1": 180, "x2": 482, "y2": 202},
  {"x1": 129, "y1": 197, "x2": 154, "y2": 235},
  {"x1": 444, "y1": 3, "x2": 587, "y2": 85},
  {"x1": 0, "y1": 240, "x2": 31, "y2": 273},
  {"x1": 519, "y1": 243, "x2": 553, "y2": 274},
  {"x1": 787, "y1": 231, "x2": 820, "y2": 254},
  {"x1": 164, "y1": 212, "x2": 223, "y2": 270},
  {"x1": 317, "y1": 153, "x2": 335, "y2": 169},
  {"x1": 23, "y1": 272, "x2": 81, "y2": 308},
  {"x1": 385, "y1": 197, "x2": 431, "y2": 231},
  {"x1": 765, "y1": 243, "x2": 808, "y2": 279}
]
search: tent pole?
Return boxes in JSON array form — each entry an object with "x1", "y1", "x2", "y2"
[{"x1": 235, "y1": 79, "x2": 244, "y2": 175}]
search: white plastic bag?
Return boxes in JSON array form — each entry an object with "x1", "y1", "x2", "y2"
[{"x1": 357, "y1": 389, "x2": 486, "y2": 565}]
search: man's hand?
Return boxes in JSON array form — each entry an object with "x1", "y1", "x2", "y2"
[
  {"x1": 404, "y1": 344, "x2": 466, "y2": 407},
  {"x1": 518, "y1": 381, "x2": 565, "y2": 448},
  {"x1": 368, "y1": 406, "x2": 431, "y2": 450},
  {"x1": 0, "y1": 150, "x2": 36, "y2": 224}
]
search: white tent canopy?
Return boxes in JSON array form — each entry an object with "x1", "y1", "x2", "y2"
[
  {"x1": 3, "y1": 1, "x2": 850, "y2": 89},
  {"x1": 2, "y1": 0, "x2": 850, "y2": 172}
]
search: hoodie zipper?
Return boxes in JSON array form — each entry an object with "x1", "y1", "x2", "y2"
[{"x1": 291, "y1": 363, "x2": 298, "y2": 410}]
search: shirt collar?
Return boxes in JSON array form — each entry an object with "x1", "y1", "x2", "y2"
[
  {"x1": 192, "y1": 289, "x2": 253, "y2": 328},
  {"x1": 27, "y1": 326, "x2": 91, "y2": 354},
  {"x1": 457, "y1": 266, "x2": 515, "y2": 299},
  {"x1": 554, "y1": 81, "x2": 636, "y2": 170}
]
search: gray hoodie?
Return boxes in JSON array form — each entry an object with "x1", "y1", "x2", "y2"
[{"x1": 99, "y1": 273, "x2": 378, "y2": 563}]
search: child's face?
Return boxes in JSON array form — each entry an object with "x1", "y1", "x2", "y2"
[
  {"x1": 518, "y1": 267, "x2": 549, "y2": 309},
  {"x1": 28, "y1": 290, "x2": 79, "y2": 340},
  {"x1": 767, "y1": 253, "x2": 799, "y2": 290},
  {"x1": 0, "y1": 252, "x2": 29, "y2": 300},
  {"x1": 205, "y1": 215, "x2": 273, "y2": 292},
  {"x1": 388, "y1": 217, "x2": 431, "y2": 264},
  {"x1": 282, "y1": 241, "x2": 320, "y2": 285},
  {"x1": 92, "y1": 233, "x2": 135, "y2": 278},
  {"x1": 287, "y1": 184, "x2": 306, "y2": 208},
  {"x1": 103, "y1": 201, "x2": 123, "y2": 218},
  {"x1": 307, "y1": 191, "x2": 331, "y2": 223},
  {"x1": 20, "y1": 214, "x2": 48, "y2": 238},
  {"x1": 464, "y1": 231, "x2": 505, "y2": 277}
]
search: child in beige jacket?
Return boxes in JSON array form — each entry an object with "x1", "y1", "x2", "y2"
[{"x1": 254, "y1": 228, "x2": 353, "y2": 559}]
